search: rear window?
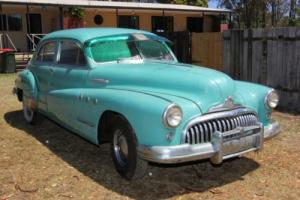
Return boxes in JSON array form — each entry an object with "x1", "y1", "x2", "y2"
[{"x1": 36, "y1": 41, "x2": 56, "y2": 63}]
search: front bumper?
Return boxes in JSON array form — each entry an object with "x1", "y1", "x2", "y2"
[{"x1": 138, "y1": 121, "x2": 280, "y2": 164}]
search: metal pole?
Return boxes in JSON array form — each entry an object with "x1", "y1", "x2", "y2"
[
  {"x1": 26, "y1": 4, "x2": 31, "y2": 51},
  {"x1": 229, "y1": 12, "x2": 232, "y2": 29}
]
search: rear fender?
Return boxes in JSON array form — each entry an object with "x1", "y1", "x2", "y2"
[{"x1": 15, "y1": 69, "x2": 38, "y2": 108}]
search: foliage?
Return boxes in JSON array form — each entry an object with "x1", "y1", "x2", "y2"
[
  {"x1": 215, "y1": 0, "x2": 300, "y2": 28},
  {"x1": 68, "y1": 7, "x2": 85, "y2": 19},
  {"x1": 158, "y1": 0, "x2": 208, "y2": 7}
]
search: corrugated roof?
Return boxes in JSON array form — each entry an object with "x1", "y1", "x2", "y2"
[{"x1": 0, "y1": 0, "x2": 231, "y2": 13}]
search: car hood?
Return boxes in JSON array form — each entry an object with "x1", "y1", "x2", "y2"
[{"x1": 89, "y1": 61, "x2": 236, "y2": 112}]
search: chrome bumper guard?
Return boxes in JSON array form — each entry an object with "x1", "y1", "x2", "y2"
[
  {"x1": 138, "y1": 121, "x2": 280, "y2": 164},
  {"x1": 264, "y1": 120, "x2": 280, "y2": 140}
]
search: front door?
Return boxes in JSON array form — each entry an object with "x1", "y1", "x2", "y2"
[{"x1": 47, "y1": 40, "x2": 88, "y2": 132}]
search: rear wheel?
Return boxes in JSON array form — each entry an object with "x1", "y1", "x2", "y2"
[
  {"x1": 110, "y1": 115, "x2": 148, "y2": 180},
  {"x1": 22, "y1": 96, "x2": 41, "y2": 125}
]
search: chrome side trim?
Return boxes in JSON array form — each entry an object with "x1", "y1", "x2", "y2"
[
  {"x1": 181, "y1": 107, "x2": 258, "y2": 143},
  {"x1": 92, "y1": 78, "x2": 109, "y2": 84}
]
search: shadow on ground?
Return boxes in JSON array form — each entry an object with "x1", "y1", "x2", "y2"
[{"x1": 4, "y1": 110, "x2": 260, "y2": 199}]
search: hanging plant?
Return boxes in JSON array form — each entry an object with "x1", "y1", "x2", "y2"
[{"x1": 68, "y1": 7, "x2": 85, "y2": 19}]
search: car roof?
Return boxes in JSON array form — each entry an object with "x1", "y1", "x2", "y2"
[{"x1": 42, "y1": 28, "x2": 156, "y2": 44}]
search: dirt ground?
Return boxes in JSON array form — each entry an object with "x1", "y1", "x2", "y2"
[{"x1": 0, "y1": 74, "x2": 299, "y2": 200}]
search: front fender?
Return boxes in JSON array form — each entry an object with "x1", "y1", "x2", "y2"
[
  {"x1": 234, "y1": 81, "x2": 272, "y2": 125},
  {"x1": 80, "y1": 88, "x2": 200, "y2": 146},
  {"x1": 15, "y1": 69, "x2": 37, "y2": 100}
]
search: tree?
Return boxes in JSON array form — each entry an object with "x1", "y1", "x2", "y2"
[{"x1": 215, "y1": 0, "x2": 299, "y2": 28}]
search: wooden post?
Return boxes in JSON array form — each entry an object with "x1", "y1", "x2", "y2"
[
  {"x1": 116, "y1": 8, "x2": 119, "y2": 27},
  {"x1": 59, "y1": 6, "x2": 64, "y2": 30}
]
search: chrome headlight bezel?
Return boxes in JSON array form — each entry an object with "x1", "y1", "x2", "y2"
[
  {"x1": 163, "y1": 103, "x2": 183, "y2": 128},
  {"x1": 265, "y1": 89, "x2": 279, "y2": 109}
]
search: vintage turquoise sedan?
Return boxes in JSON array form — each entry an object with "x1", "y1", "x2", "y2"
[{"x1": 14, "y1": 28, "x2": 280, "y2": 180}]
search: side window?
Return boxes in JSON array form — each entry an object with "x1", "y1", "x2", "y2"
[
  {"x1": 58, "y1": 41, "x2": 86, "y2": 66},
  {"x1": 36, "y1": 41, "x2": 56, "y2": 63}
]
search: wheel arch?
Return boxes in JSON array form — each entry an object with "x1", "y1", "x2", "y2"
[{"x1": 97, "y1": 110, "x2": 138, "y2": 145}]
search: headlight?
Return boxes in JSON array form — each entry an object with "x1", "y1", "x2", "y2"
[
  {"x1": 265, "y1": 89, "x2": 279, "y2": 109},
  {"x1": 163, "y1": 104, "x2": 183, "y2": 128}
]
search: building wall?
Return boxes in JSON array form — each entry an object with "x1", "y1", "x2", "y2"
[
  {"x1": 1, "y1": 5, "x2": 60, "y2": 51},
  {"x1": 84, "y1": 9, "x2": 117, "y2": 27},
  {"x1": 83, "y1": 9, "x2": 205, "y2": 32},
  {"x1": 0, "y1": 5, "x2": 218, "y2": 51}
]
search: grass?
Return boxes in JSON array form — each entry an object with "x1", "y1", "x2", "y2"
[{"x1": 0, "y1": 74, "x2": 300, "y2": 200}]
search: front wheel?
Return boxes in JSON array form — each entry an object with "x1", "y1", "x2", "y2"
[{"x1": 110, "y1": 115, "x2": 148, "y2": 180}]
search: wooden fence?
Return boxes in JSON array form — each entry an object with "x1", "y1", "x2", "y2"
[
  {"x1": 192, "y1": 32, "x2": 223, "y2": 71},
  {"x1": 223, "y1": 28, "x2": 300, "y2": 112}
]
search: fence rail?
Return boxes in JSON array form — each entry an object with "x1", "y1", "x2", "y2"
[
  {"x1": 223, "y1": 28, "x2": 300, "y2": 112},
  {"x1": 0, "y1": 34, "x2": 17, "y2": 51},
  {"x1": 26, "y1": 34, "x2": 46, "y2": 51}
]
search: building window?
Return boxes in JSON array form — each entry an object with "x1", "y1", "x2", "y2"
[
  {"x1": 7, "y1": 14, "x2": 22, "y2": 31},
  {"x1": 118, "y1": 15, "x2": 139, "y2": 29},
  {"x1": 187, "y1": 17, "x2": 203, "y2": 33},
  {"x1": 94, "y1": 15, "x2": 103, "y2": 25},
  {"x1": 152, "y1": 16, "x2": 173, "y2": 33},
  {"x1": 0, "y1": 14, "x2": 7, "y2": 31}
]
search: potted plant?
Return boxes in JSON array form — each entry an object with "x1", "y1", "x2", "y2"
[{"x1": 64, "y1": 7, "x2": 85, "y2": 29}]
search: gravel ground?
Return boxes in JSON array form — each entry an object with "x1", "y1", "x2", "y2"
[{"x1": 0, "y1": 74, "x2": 299, "y2": 200}]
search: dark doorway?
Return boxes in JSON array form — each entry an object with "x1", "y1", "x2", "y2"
[
  {"x1": 118, "y1": 15, "x2": 139, "y2": 29},
  {"x1": 26, "y1": 13, "x2": 42, "y2": 51},
  {"x1": 211, "y1": 15, "x2": 221, "y2": 32},
  {"x1": 152, "y1": 16, "x2": 173, "y2": 33},
  {"x1": 187, "y1": 17, "x2": 203, "y2": 32}
]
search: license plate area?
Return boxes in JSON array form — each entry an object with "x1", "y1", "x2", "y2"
[
  {"x1": 210, "y1": 125, "x2": 263, "y2": 164},
  {"x1": 222, "y1": 126, "x2": 261, "y2": 156}
]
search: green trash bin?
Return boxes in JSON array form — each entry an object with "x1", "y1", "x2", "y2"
[{"x1": 0, "y1": 48, "x2": 16, "y2": 73}]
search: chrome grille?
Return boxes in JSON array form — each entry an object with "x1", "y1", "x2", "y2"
[{"x1": 183, "y1": 110, "x2": 258, "y2": 144}]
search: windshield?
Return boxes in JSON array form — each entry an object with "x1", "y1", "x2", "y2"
[{"x1": 89, "y1": 35, "x2": 176, "y2": 63}]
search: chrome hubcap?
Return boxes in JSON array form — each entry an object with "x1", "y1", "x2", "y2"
[
  {"x1": 23, "y1": 102, "x2": 33, "y2": 122},
  {"x1": 113, "y1": 129, "x2": 128, "y2": 167}
]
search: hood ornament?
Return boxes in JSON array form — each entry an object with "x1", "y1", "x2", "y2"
[
  {"x1": 209, "y1": 96, "x2": 241, "y2": 112},
  {"x1": 224, "y1": 96, "x2": 235, "y2": 109}
]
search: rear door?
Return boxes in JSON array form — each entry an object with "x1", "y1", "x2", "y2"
[
  {"x1": 30, "y1": 41, "x2": 58, "y2": 111},
  {"x1": 47, "y1": 40, "x2": 89, "y2": 131}
]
